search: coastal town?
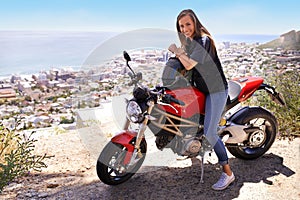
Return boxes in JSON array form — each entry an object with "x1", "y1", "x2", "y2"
[{"x1": 0, "y1": 39, "x2": 299, "y2": 131}]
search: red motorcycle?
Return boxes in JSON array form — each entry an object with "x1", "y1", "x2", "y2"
[{"x1": 96, "y1": 51, "x2": 285, "y2": 185}]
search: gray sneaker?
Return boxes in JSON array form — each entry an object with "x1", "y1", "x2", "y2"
[{"x1": 212, "y1": 172, "x2": 235, "y2": 190}]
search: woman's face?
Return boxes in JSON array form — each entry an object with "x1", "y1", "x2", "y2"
[{"x1": 178, "y1": 15, "x2": 195, "y2": 39}]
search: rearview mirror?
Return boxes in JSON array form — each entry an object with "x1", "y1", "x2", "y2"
[{"x1": 123, "y1": 51, "x2": 131, "y2": 62}]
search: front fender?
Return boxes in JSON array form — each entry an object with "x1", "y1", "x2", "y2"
[
  {"x1": 111, "y1": 130, "x2": 138, "y2": 153},
  {"x1": 110, "y1": 130, "x2": 139, "y2": 165}
]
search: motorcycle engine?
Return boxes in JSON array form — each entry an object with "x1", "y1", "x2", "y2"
[
  {"x1": 155, "y1": 133, "x2": 202, "y2": 157},
  {"x1": 179, "y1": 135, "x2": 202, "y2": 156},
  {"x1": 154, "y1": 126, "x2": 204, "y2": 156},
  {"x1": 155, "y1": 132, "x2": 175, "y2": 150}
]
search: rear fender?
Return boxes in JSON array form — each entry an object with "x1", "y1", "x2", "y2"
[
  {"x1": 258, "y1": 83, "x2": 286, "y2": 106},
  {"x1": 227, "y1": 106, "x2": 251, "y2": 124},
  {"x1": 228, "y1": 106, "x2": 277, "y2": 124}
]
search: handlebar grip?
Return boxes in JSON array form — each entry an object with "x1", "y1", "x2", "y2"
[
  {"x1": 162, "y1": 94, "x2": 185, "y2": 106},
  {"x1": 169, "y1": 96, "x2": 185, "y2": 106}
]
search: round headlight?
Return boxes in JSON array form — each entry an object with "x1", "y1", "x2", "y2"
[{"x1": 126, "y1": 100, "x2": 143, "y2": 123}]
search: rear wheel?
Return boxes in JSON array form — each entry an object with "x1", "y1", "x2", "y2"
[
  {"x1": 227, "y1": 108, "x2": 277, "y2": 160},
  {"x1": 96, "y1": 141, "x2": 147, "y2": 185}
]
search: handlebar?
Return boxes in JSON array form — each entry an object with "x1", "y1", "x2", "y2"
[
  {"x1": 149, "y1": 87, "x2": 185, "y2": 106},
  {"x1": 170, "y1": 96, "x2": 185, "y2": 106},
  {"x1": 128, "y1": 71, "x2": 143, "y2": 86},
  {"x1": 123, "y1": 51, "x2": 185, "y2": 106},
  {"x1": 162, "y1": 94, "x2": 185, "y2": 106}
]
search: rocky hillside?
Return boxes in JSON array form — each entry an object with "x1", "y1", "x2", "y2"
[{"x1": 259, "y1": 30, "x2": 300, "y2": 50}]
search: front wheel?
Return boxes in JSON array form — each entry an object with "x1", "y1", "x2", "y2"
[
  {"x1": 227, "y1": 107, "x2": 278, "y2": 160},
  {"x1": 96, "y1": 141, "x2": 147, "y2": 185}
]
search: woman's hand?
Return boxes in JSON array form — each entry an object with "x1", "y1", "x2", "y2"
[
  {"x1": 168, "y1": 43, "x2": 197, "y2": 70},
  {"x1": 168, "y1": 43, "x2": 178, "y2": 53},
  {"x1": 168, "y1": 44, "x2": 185, "y2": 57}
]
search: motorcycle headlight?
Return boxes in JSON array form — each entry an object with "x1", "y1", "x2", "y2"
[{"x1": 126, "y1": 100, "x2": 144, "y2": 123}]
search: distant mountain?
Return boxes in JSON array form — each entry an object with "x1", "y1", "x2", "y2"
[{"x1": 259, "y1": 30, "x2": 300, "y2": 50}]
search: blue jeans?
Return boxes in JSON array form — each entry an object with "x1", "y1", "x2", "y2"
[{"x1": 204, "y1": 89, "x2": 229, "y2": 166}]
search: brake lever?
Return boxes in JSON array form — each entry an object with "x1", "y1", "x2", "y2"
[{"x1": 157, "y1": 101, "x2": 178, "y2": 113}]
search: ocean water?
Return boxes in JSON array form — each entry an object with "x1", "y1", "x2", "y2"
[
  {"x1": 0, "y1": 31, "x2": 117, "y2": 77},
  {"x1": 0, "y1": 31, "x2": 278, "y2": 77}
]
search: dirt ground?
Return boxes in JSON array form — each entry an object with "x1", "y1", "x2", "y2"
[
  {"x1": 1, "y1": 101, "x2": 299, "y2": 200},
  {"x1": 1, "y1": 127, "x2": 299, "y2": 200}
]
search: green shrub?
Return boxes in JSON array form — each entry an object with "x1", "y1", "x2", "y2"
[
  {"x1": 0, "y1": 123, "x2": 50, "y2": 192},
  {"x1": 248, "y1": 69, "x2": 300, "y2": 139},
  {"x1": 60, "y1": 116, "x2": 75, "y2": 124}
]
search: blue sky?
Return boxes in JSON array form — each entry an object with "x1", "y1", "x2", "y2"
[{"x1": 0, "y1": 0, "x2": 299, "y2": 35}]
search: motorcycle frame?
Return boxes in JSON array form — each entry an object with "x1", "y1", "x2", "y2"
[
  {"x1": 149, "y1": 106, "x2": 202, "y2": 137},
  {"x1": 122, "y1": 100, "x2": 203, "y2": 151}
]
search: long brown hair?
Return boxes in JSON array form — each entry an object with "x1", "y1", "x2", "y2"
[{"x1": 176, "y1": 9, "x2": 216, "y2": 49}]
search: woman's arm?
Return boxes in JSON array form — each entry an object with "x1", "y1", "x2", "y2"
[
  {"x1": 168, "y1": 43, "x2": 198, "y2": 70},
  {"x1": 169, "y1": 36, "x2": 212, "y2": 70},
  {"x1": 176, "y1": 53, "x2": 198, "y2": 70}
]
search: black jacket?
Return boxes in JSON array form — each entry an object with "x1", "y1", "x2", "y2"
[{"x1": 187, "y1": 36, "x2": 228, "y2": 94}]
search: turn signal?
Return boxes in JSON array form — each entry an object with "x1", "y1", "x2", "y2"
[{"x1": 219, "y1": 117, "x2": 227, "y2": 126}]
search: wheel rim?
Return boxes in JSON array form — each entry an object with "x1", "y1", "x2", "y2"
[
  {"x1": 249, "y1": 129, "x2": 266, "y2": 147},
  {"x1": 240, "y1": 117, "x2": 272, "y2": 154},
  {"x1": 106, "y1": 146, "x2": 130, "y2": 180}
]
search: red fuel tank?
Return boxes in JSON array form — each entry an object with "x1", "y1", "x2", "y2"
[{"x1": 158, "y1": 87, "x2": 206, "y2": 118}]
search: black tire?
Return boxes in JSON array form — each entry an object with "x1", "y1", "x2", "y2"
[
  {"x1": 226, "y1": 107, "x2": 277, "y2": 160},
  {"x1": 96, "y1": 140, "x2": 147, "y2": 185}
]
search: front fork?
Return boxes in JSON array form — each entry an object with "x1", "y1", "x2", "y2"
[{"x1": 125, "y1": 101, "x2": 155, "y2": 167}]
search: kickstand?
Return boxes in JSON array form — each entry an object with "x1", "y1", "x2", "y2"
[{"x1": 200, "y1": 154, "x2": 205, "y2": 184}]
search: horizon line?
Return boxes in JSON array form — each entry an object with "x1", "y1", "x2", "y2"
[{"x1": 0, "y1": 29, "x2": 282, "y2": 36}]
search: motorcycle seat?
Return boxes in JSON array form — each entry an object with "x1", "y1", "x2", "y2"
[{"x1": 228, "y1": 80, "x2": 241, "y2": 103}]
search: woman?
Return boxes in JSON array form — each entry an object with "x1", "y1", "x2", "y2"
[{"x1": 168, "y1": 9, "x2": 235, "y2": 190}]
